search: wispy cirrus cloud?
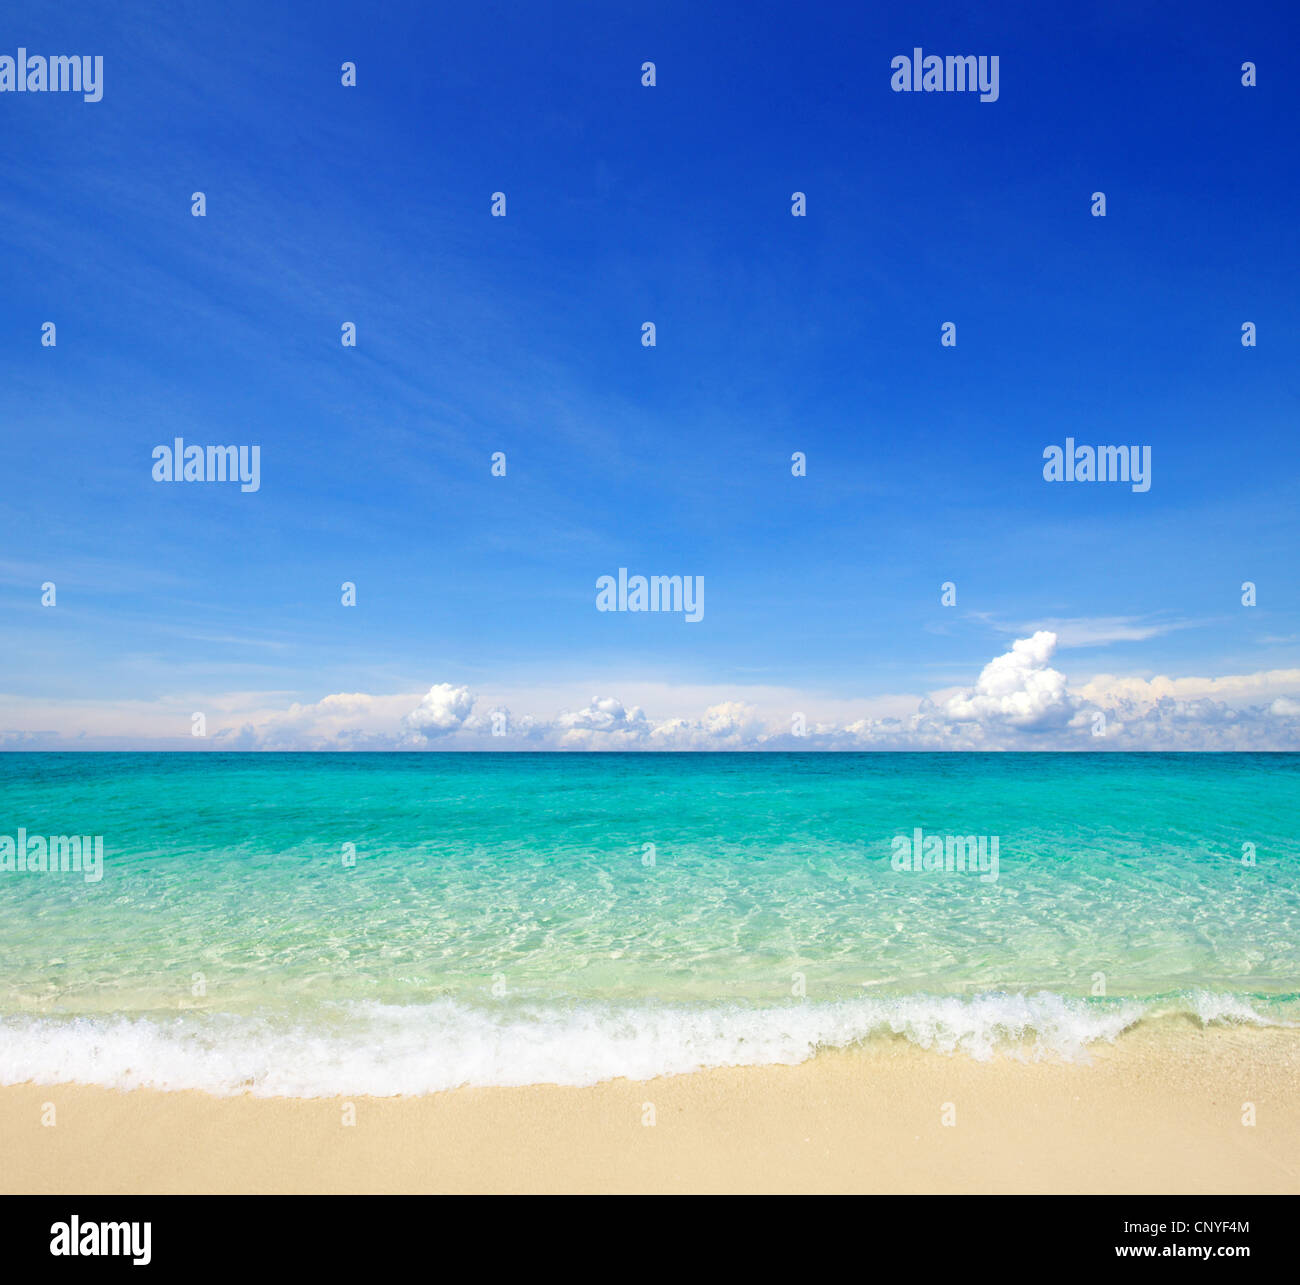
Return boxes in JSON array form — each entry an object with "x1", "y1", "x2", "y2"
[{"x1": 981, "y1": 614, "x2": 1205, "y2": 648}]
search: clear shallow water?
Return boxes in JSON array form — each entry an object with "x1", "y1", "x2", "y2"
[{"x1": 0, "y1": 752, "x2": 1296, "y2": 1094}]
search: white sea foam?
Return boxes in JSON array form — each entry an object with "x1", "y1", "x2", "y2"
[
  {"x1": 0, "y1": 991, "x2": 1286, "y2": 1097},
  {"x1": 1185, "y1": 988, "x2": 1277, "y2": 1026}
]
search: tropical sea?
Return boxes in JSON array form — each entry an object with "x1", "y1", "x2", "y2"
[{"x1": 0, "y1": 752, "x2": 1296, "y2": 1097}]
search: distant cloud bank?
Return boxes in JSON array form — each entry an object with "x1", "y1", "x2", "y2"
[
  {"x1": 4, "y1": 633, "x2": 1300, "y2": 752},
  {"x1": 6, "y1": 630, "x2": 1287, "y2": 752}
]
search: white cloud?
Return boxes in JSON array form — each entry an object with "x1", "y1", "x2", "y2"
[
  {"x1": 941, "y1": 631, "x2": 1075, "y2": 731},
  {"x1": 5, "y1": 634, "x2": 1300, "y2": 750},
  {"x1": 218, "y1": 692, "x2": 412, "y2": 749},
  {"x1": 992, "y1": 616, "x2": 1194, "y2": 647},
  {"x1": 553, "y1": 696, "x2": 652, "y2": 747},
  {"x1": 1079, "y1": 667, "x2": 1300, "y2": 711},
  {"x1": 402, "y1": 684, "x2": 475, "y2": 739},
  {"x1": 649, "y1": 701, "x2": 767, "y2": 748}
]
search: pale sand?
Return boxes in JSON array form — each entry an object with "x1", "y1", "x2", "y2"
[{"x1": 3, "y1": 1023, "x2": 1297, "y2": 1194}]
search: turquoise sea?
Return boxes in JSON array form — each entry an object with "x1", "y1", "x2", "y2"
[{"x1": 0, "y1": 752, "x2": 1296, "y2": 1095}]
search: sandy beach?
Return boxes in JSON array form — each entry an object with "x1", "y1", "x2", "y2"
[{"x1": 4, "y1": 1023, "x2": 1296, "y2": 1195}]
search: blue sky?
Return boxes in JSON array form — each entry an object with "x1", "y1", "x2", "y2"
[{"x1": 2, "y1": 1, "x2": 1298, "y2": 748}]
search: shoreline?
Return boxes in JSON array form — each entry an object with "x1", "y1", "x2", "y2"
[{"x1": 3, "y1": 1023, "x2": 1296, "y2": 1194}]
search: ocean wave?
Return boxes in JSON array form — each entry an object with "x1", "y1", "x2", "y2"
[{"x1": 0, "y1": 991, "x2": 1291, "y2": 1097}]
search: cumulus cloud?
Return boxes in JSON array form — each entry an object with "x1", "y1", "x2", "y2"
[
  {"x1": 220, "y1": 692, "x2": 407, "y2": 750},
  {"x1": 941, "y1": 631, "x2": 1075, "y2": 731},
  {"x1": 649, "y1": 701, "x2": 768, "y2": 748},
  {"x1": 402, "y1": 684, "x2": 475, "y2": 739},
  {"x1": 1079, "y1": 667, "x2": 1300, "y2": 711},
  {"x1": 553, "y1": 696, "x2": 653, "y2": 747},
  {"x1": 821, "y1": 633, "x2": 1300, "y2": 750}
]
